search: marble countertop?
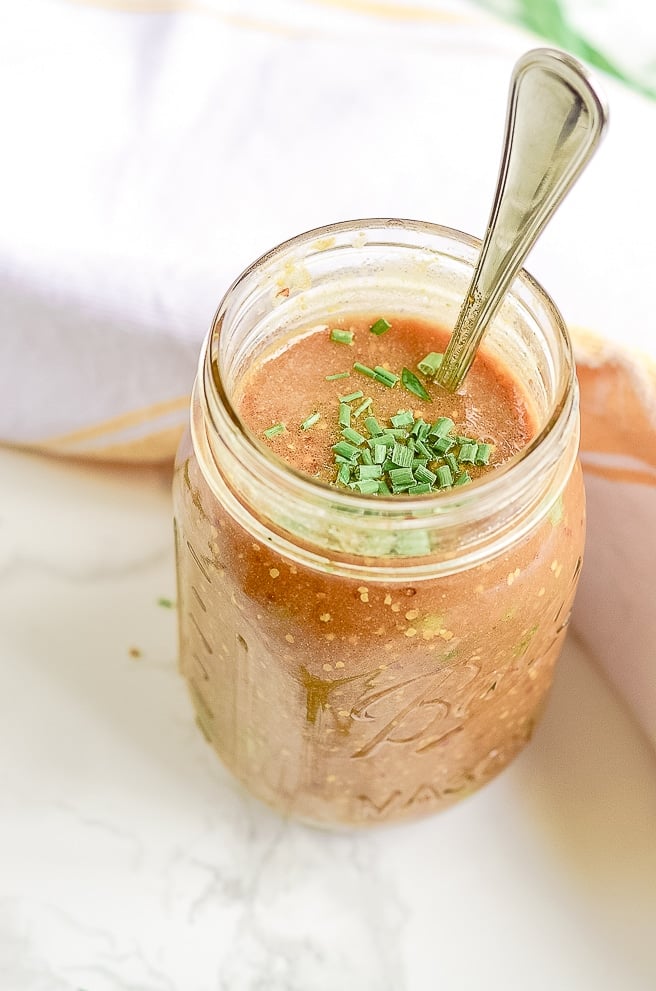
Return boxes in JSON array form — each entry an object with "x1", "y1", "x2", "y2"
[{"x1": 2, "y1": 446, "x2": 656, "y2": 991}]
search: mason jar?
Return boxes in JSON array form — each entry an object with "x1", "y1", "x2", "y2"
[{"x1": 173, "y1": 219, "x2": 585, "y2": 828}]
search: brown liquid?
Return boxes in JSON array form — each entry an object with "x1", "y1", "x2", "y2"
[
  {"x1": 238, "y1": 314, "x2": 533, "y2": 485},
  {"x1": 174, "y1": 314, "x2": 585, "y2": 827}
]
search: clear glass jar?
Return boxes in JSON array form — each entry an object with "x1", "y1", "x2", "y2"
[{"x1": 173, "y1": 219, "x2": 584, "y2": 827}]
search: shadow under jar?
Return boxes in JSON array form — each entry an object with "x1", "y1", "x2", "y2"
[{"x1": 173, "y1": 219, "x2": 585, "y2": 828}]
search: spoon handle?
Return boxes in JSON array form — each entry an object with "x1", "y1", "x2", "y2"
[{"x1": 436, "y1": 48, "x2": 608, "y2": 392}]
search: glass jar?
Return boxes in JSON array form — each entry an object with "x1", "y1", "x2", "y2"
[{"x1": 173, "y1": 219, "x2": 584, "y2": 828}]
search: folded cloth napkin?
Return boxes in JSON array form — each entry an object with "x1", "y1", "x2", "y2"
[{"x1": 1, "y1": 0, "x2": 654, "y2": 747}]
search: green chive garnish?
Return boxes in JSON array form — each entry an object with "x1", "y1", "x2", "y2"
[
  {"x1": 436, "y1": 465, "x2": 454, "y2": 488},
  {"x1": 352, "y1": 479, "x2": 379, "y2": 494},
  {"x1": 341, "y1": 427, "x2": 367, "y2": 446},
  {"x1": 353, "y1": 397, "x2": 373, "y2": 418},
  {"x1": 325, "y1": 371, "x2": 350, "y2": 381},
  {"x1": 459, "y1": 443, "x2": 478, "y2": 464},
  {"x1": 475, "y1": 443, "x2": 492, "y2": 465},
  {"x1": 388, "y1": 467, "x2": 415, "y2": 490},
  {"x1": 391, "y1": 443, "x2": 414, "y2": 469},
  {"x1": 337, "y1": 463, "x2": 351, "y2": 485},
  {"x1": 417, "y1": 352, "x2": 443, "y2": 377},
  {"x1": 363, "y1": 416, "x2": 383, "y2": 437},
  {"x1": 263, "y1": 423, "x2": 285, "y2": 438},
  {"x1": 370, "y1": 317, "x2": 392, "y2": 336},
  {"x1": 390, "y1": 410, "x2": 414, "y2": 429},
  {"x1": 330, "y1": 329, "x2": 353, "y2": 344},
  {"x1": 369, "y1": 433, "x2": 394, "y2": 450},
  {"x1": 358, "y1": 464, "x2": 383, "y2": 480},
  {"x1": 433, "y1": 436, "x2": 454, "y2": 455},
  {"x1": 353, "y1": 362, "x2": 376, "y2": 379},
  {"x1": 331, "y1": 390, "x2": 494, "y2": 499},
  {"x1": 373, "y1": 366, "x2": 399, "y2": 387},
  {"x1": 300, "y1": 412, "x2": 320, "y2": 431},
  {"x1": 414, "y1": 464, "x2": 437, "y2": 485},
  {"x1": 430, "y1": 417, "x2": 454, "y2": 438},
  {"x1": 332, "y1": 441, "x2": 360, "y2": 460},
  {"x1": 401, "y1": 367, "x2": 432, "y2": 402},
  {"x1": 340, "y1": 390, "x2": 364, "y2": 403},
  {"x1": 411, "y1": 418, "x2": 429, "y2": 438}
]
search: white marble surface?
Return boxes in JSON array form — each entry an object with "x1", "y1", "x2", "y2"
[{"x1": 1, "y1": 446, "x2": 656, "y2": 991}]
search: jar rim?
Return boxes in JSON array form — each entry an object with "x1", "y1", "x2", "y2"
[{"x1": 202, "y1": 217, "x2": 575, "y2": 523}]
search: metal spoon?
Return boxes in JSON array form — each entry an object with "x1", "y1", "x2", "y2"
[{"x1": 436, "y1": 48, "x2": 608, "y2": 392}]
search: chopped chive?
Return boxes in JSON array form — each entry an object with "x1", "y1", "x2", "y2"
[
  {"x1": 475, "y1": 443, "x2": 492, "y2": 465},
  {"x1": 388, "y1": 467, "x2": 415, "y2": 489},
  {"x1": 341, "y1": 427, "x2": 367, "y2": 446},
  {"x1": 401, "y1": 367, "x2": 432, "y2": 402},
  {"x1": 411, "y1": 418, "x2": 429, "y2": 438},
  {"x1": 371, "y1": 432, "x2": 394, "y2": 448},
  {"x1": 454, "y1": 471, "x2": 472, "y2": 487},
  {"x1": 363, "y1": 415, "x2": 383, "y2": 437},
  {"x1": 335, "y1": 454, "x2": 358, "y2": 465},
  {"x1": 391, "y1": 443, "x2": 414, "y2": 469},
  {"x1": 436, "y1": 465, "x2": 454, "y2": 488},
  {"x1": 382, "y1": 458, "x2": 396, "y2": 473},
  {"x1": 332, "y1": 441, "x2": 360, "y2": 460},
  {"x1": 339, "y1": 390, "x2": 364, "y2": 403},
  {"x1": 330, "y1": 328, "x2": 353, "y2": 344},
  {"x1": 459, "y1": 443, "x2": 478, "y2": 464},
  {"x1": 300, "y1": 412, "x2": 320, "y2": 431},
  {"x1": 454, "y1": 435, "x2": 476, "y2": 445},
  {"x1": 417, "y1": 352, "x2": 443, "y2": 377},
  {"x1": 412, "y1": 458, "x2": 428, "y2": 469},
  {"x1": 430, "y1": 417, "x2": 455, "y2": 438},
  {"x1": 373, "y1": 444, "x2": 387, "y2": 464},
  {"x1": 445, "y1": 453, "x2": 460, "y2": 474},
  {"x1": 373, "y1": 366, "x2": 399, "y2": 387},
  {"x1": 263, "y1": 423, "x2": 285, "y2": 438},
  {"x1": 378, "y1": 479, "x2": 392, "y2": 495},
  {"x1": 353, "y1": 397, "x2": 373, "y2": 418},
  {"x1": 414, "y1": 464, "x2": 437, "y2": 485},
  {"x1": 325, "y1": 371, "x2": 350, "y2": 381},
  {"x1": 360, "y1": 449, "x2": 373, "y2": 465},
  {"x1": 383, "y1": 428, "x2": 409, "y2": 440},
  {"x1": 415, "y1": 439, "x2": 433, "y2": 459},
  {"x1": 358, "y1": 464, "x2": 383, "y2": 480},
  {"x1": 408, "y1": 483, "x2": 431, "y2": 494},
  {"x1": 337, "y1": 463, "x2": 351, "y2": 486},
  {"x1": 352, "y1": 479, "x2": 379, "y2": 494},
  {"x1": 353, "y1": 362, "x2": 376, "y2": 379},
  {"x1": 433, "y1": 436, "x2": 454, "y2": 455},
  {"x1": 390, "y1": 410, "x2": 414, "y2": 428},
  {"x1": 370, "y1": 317, "x2": 392, "y2": 336},
  {"x1": 338, "y1": 403, "x2": 351, "y2": 428}
]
